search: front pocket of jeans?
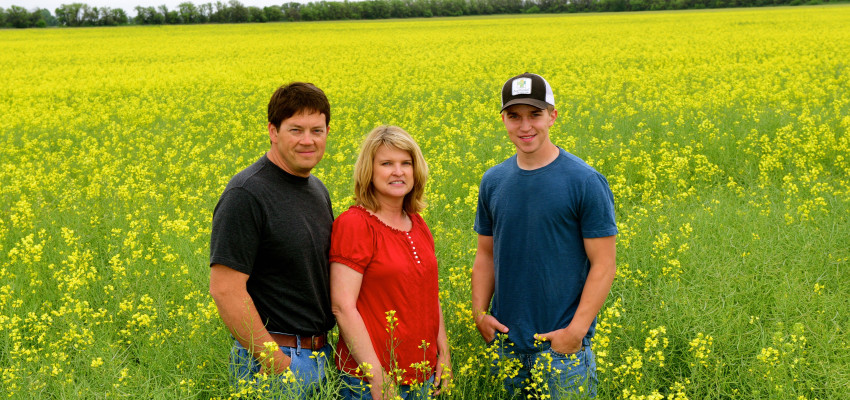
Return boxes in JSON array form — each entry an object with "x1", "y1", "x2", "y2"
[{"x1": 548, "y1": 346, "x2": 581, "y2": 359}]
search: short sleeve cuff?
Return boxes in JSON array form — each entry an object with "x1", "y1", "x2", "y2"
[
  {"x1": 581, "y1": 227, "x2": 618, "y2": 239},
  {"x1": 330, "y1": 255, "x2": 367, "y2": 274}
]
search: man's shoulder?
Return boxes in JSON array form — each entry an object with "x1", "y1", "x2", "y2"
[
  {"x1": 481, "y1": 155, "x2": 517, "y2": 180},
  {"x1": 554, "y1": 149, "x2": 606, "y2": 180},
  {"x1": 225, "y1": 156, "x2": 270, "y2": 191},
  {"x1": 306, "y1": 174, "x2": 331, "y2": 196}
]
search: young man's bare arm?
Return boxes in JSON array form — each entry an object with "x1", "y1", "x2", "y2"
[
  {"x1": 471, "y1": 234, "x2": 509, "y2": 342},
  {"x1": 209, "y1": 264, "x2": 290, "y2": 373},
  {"x1": 536, "y1": 235, "x2": 616, "y2": 354}
]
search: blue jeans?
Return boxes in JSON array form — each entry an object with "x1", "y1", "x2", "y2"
[
  {"x1": 340, "y1": 374, "x2": 434, "y2": 400},
  {"x1": 489, "y1": 336, "x2": 597, "y2": 398},
  {"x1": 229, "y1": 338, "x2": 333, "y2": 399}
]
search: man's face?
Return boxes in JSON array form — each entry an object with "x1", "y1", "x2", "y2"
[
  {"x1": 268, "y1": 110, "x2": 328, "y2": 177},
  {"x1": 501, "y1": 104, "x2": 557, "y2": 155}
]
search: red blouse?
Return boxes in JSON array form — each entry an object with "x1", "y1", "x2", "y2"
[{"x1": 330, "y1": 206, "x2": 440, "y2": 384}]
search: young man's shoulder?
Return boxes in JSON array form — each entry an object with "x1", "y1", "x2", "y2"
[
  {"x1": 554, "y1": 149, "x2": 603, "y2": 177},
  {"x1": 482, "y1": 149, "x2": 602, "y2": 179},
  {"x1": 482, "y1": 154, "x2": 517, "y2": 178}
]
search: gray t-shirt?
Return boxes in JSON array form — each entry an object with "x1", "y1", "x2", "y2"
[{"x1": 210, "y1": 155, "x2": 335, "y2": 335}]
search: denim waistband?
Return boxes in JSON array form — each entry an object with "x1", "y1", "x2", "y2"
[{"x1": 491, "y1": 335, "x2": 592, "y2": 353}]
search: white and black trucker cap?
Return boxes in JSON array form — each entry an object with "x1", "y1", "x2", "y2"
[{"x1": 500, "y1": 72, "x2": 555, "y2": 112}]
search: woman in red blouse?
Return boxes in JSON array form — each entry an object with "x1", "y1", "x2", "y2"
[{"x1": 331, "y1": 125, "x2": 451, "y2": 400}]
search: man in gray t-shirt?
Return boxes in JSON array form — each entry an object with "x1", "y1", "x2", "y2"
[{"x1": 209, "y1": 82, "x2": 335, "y2": 397}]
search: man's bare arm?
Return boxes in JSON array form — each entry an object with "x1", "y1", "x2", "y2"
[{"x1": 209, "y1": 264, "x2": 290, "y2": 373}]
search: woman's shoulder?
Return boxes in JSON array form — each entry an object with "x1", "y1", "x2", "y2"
[
  {"x1": 408, "y1": 211, "x2": 426, "y2": 225},
  {"x1": 334, "y1": 206, "x2": 373, "y2": 229},
  {"x1": 409, "y1": 212, "x2": 434, "y2": 236}
]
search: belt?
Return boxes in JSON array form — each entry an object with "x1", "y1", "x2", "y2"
[{"x1": 269, "y1": 332, "x2": 328, "y2": 350}]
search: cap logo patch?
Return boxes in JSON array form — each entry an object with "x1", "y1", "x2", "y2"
[{"x1": 512, "y1": 78, "x2": 532, "y2": 96}]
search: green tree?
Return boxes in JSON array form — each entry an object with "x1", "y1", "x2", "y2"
[
  {"x1": 158, "y1": 5, "x2": 180, "y2": 23},
  {"x1": 135, "y1": 6, "x2": 164, "y2": 24},
  {"x1": 197, "y1": 3, "x2": 212, "y2": 22},
  {"x1": 134, "y1": 5, "x2": 150, "y2": 23},
  {"x1": 210, "y1": 1, "x2": 226, "y2": 22},
  {"x1": 404, "y1": 0, "x2": 432, "y2": 17},
  {"x1": 80, "y1": 4, "x2": 98, "y2": 25},
  {"x1": 327, "y1": 1, "x2": 350, "y2": 19},
  {"x1": 35, "y1": 8, "x2": 58, "y2": 26},
  {"x1": 56, "y1": 3, "x2": 84, "y2": 26},
  {"x1": 388, "y1": 0, "x2": 410, "y2": 18},
  {"x1": 178, "y1": 2, "x2": 200, "y2": 23},
  {"x1": 263, "y1": 5, "x2": 284, "y2": 21},
  {"x1": 228, "y1": 0, "x2": 249, "y2": 22},
  {"x1": 248, "y1": 6, "x2": 266, "y2": 21},
  {"x1": 7, "y1": 5, "x2": 30, "y2": 28},
  {"x1": 347, "y1": 1, "x2": 363, "y2": 19},
  {"x1": 97, "y1": 7, "x2": 128, "y2": 25}
]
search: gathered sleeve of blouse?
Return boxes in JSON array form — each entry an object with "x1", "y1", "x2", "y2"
[{"x1": 329, "y1": 209, "x2": 375, "y2": 274}]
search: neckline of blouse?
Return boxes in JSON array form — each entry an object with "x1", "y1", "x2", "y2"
[{"x1": 354, "y1": 205, "x2": 414, "y2": 234}]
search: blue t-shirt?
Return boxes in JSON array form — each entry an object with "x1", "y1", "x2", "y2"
[{"x1": 474, "y1": 147, "x2": 618, "y2": 353}]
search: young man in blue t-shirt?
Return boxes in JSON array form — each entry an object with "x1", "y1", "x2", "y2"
[{"x1": 472, "y1": 73, "x2": 618, "y2": 398}]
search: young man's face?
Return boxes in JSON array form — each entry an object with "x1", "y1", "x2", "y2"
[
  {"x1": 501, "y1": 104, "x2": 557, "y2": 156},
  {"x1": 268, "y1": 110, "x2": 328, "y2": 177}
]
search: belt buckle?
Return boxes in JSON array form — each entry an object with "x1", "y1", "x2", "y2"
[{"x1": 309, "y1": 335, "x2": 321, "y2": 349}]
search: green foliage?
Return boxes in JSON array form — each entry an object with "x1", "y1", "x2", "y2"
[{"x1": 2, "y1": 0, "x2": 839, "y2": 28}]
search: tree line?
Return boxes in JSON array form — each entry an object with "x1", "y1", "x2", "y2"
[{"x1": 1, "y1": 0, "x2": 832, "y2": 28}]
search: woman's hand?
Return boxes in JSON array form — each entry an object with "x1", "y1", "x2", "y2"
[
  {"x1": 369, "y1": 372, "x2": 399, "y2": 400},
  {"x1": 433, "y1": 351, "x2": 453, "y2": 395}
]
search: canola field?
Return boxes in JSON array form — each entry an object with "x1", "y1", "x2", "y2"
[{"x1": 1, "y1": 5, "x2": 849, "y2": 399}]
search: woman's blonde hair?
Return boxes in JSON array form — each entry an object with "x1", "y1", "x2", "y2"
[{"x1": 353, "y1": 125, "x2": 428, "y2": 214}]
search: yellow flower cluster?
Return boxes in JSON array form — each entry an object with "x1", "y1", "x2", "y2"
[{"x1": 753, "y1": 323, "x2": 810, "y2": 396}]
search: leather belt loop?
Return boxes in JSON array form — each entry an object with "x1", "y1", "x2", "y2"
[{"x1": 295, "y1": 335, "x2": 302, "y2": 356}]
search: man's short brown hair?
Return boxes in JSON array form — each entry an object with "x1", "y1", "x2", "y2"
[{"x1": 268, "y1": 82, "x2": 331, "y2": 129}]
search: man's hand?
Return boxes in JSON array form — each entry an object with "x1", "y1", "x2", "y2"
[
  {"x1": 475, "y1": 313, "x2": 509, "y2": 343},
  {"x1": 535, "y1": 327, "x2": 584, "y2": 355}
]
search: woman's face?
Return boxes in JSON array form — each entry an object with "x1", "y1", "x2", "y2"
[{"x1": 372, "y1": 145, "x2": 414, "y2": 204}]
